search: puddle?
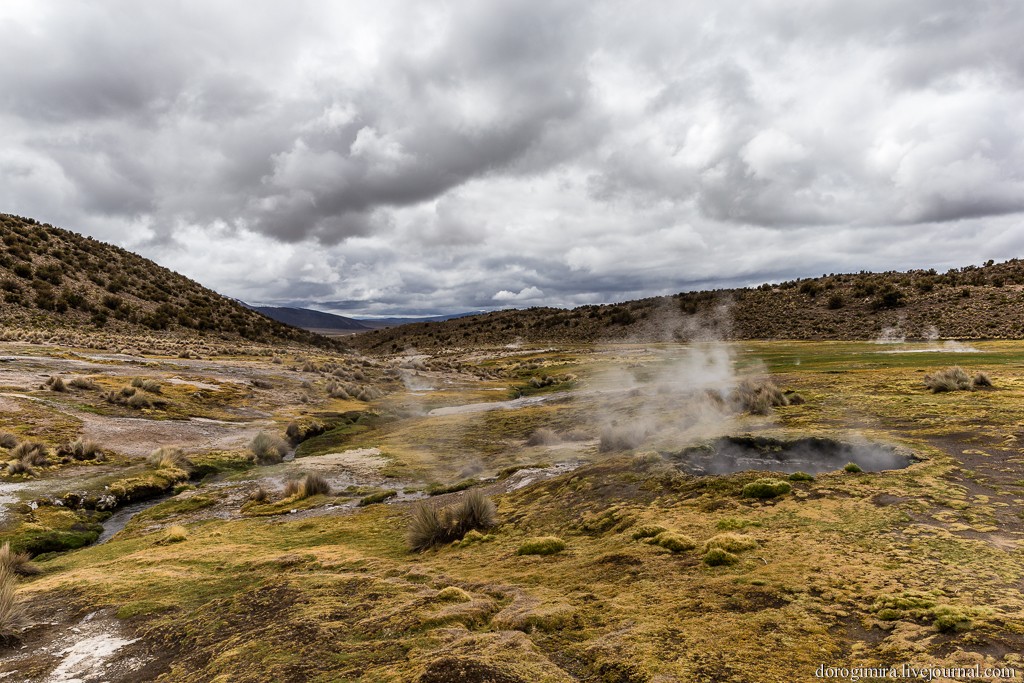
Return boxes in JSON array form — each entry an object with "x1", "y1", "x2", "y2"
[{"x1": 666, "y1": 436, "x2": 914, "y2": 475}]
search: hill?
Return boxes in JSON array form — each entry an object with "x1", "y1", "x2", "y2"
[
  {"x1": 350, "y1": 259, "x2": 1024, "y2": 351},
  {"x1": 248, "y1": 305, "x2": 370, "y2": 333},
  {"x1": 0, "y1": 213, "x2": 339, "y2": 348}
]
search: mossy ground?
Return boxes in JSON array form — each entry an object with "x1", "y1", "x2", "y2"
[{"x1": 6, "y1": 340, "x2": 1024, "y2": 681}]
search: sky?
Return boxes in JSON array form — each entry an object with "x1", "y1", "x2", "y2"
[{"x1": 1, "y1": 1, "x2": 1024, "y2": 317}]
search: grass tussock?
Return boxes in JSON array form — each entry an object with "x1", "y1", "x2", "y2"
[
  {"x1": 250, "y1": 432, "x2": 289, "y2": 465},
  {"x1": 516, "y1": 536, "x2": 566, "y2": 556},
  {"x1": 631, "y1": 525, "x2": 668, "y2": 540},
  {"x1": 0, "y1": 433, "x2": 16, "y2": 449},
  {"x1": 68, "y1": 376, "x2": 98, "y2": 390},
  {"x1": 407, "y1": 490, "x2": 498, "y2": 552},
  {"x1": 147, "y1": 447, "x2": 192, "y2": 473},
  {"x1": 923, "y1": 366, "x2": 991, "y2": 393},
  {"x1": 844, "y1": 462, "x2": 863, "y2": 473},
  {"x1": 248, "y1": 486, "x2": 270, "y2": 503},
  {"x1": 733, "y1": 378, "x2": 789, "y2": 414},
  {"x1": 0, "y1": 543, "x2": 39, "y2": 577},
  {"x1": 44, "y1": 375, "x2": 66, "y2": 392},
  {"x1": 11, "y1": 441, "x2": 48, "y2": 466},
  {"x1": 703, "y1": 547, "x2": 739, "y2": 566},
  {"x1": 61, "y1": 438, "x2": 103, "y2": 461},
  {"x1": 283, "y1": 473, "x2": 332, "y2": 499},
  {"x1": 650, "y1": 531, "x2": 696, "y2": 552},
  {"x1": 0, "y1": 568, "x2": 25, "y2": 643},
  {"x1": 525, "y1": 428, "x2": 561, "y2": 446}
]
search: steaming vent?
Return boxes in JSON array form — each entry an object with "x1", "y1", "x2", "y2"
[{"x1": 665, "y1": 435, "x2": 913, "y2": 476}]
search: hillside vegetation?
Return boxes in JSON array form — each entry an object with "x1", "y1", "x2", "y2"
[
  {"x1": 352, "y1": 259, "x2": 1024, "y2": 351},
  {"x1": 0, "y1": 214, "x2": 338, "y2": 349}
]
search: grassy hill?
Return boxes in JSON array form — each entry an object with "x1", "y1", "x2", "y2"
[
  {"x1": 351, "y1": 259, "x2": 1024, "y2": 351},
  {"x1": 0, "y1": 213, "x2": 339, "y2": 349}
]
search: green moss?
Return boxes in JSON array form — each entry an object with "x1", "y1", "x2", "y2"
[
  {"x1": 788, "y1": 471, "x2": 814, "y2": 482},
  {"x1": 651, "y1": 531, "x2": 696, "y2": 553},
  {"x1": 517, "y1": 536, "x2": 566, "y2": 556},
  {"x1": 631, "y1": 524, "x2": 668, "y2": 540},
  {"x1": 741, "y1": 478, "x2": 792, "y2": 499},
  {"x1": 844, "y1": 462, "x2": 863, "y2": 473},
  {"x1": 703, "y1": 548, "x2": 739, "y2": 566},
  {"x1": 358, "y1": 489, "x2": 397, "y2": 507}
]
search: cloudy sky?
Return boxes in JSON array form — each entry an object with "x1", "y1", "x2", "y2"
[{"x1": 2, "y1": 1, "x2": 1024, "y2": 316}]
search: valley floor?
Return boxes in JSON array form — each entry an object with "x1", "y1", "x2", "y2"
[{"x1": 0, "y1": 337, "x2": 1022, "y2": 681}]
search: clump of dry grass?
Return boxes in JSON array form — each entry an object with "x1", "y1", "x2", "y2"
[
  {"x1": 60, "y1": 438, "x2": 103, "y2": 461},
  {"x1": 0, "y1": 433, "x2": 17, "y2": 449},
  {"x1": 44, "y1": 375, "x2": 66, "y2": 392},
  {"x1": 158, "y1": 525, "x2": 188, "y2": 544},
  {"x1": 924, "y1": 366, "x2": 973, "y2": 393},
  {"x1": 250, "y1": 432, "x2": 289, "y2": 465},
  {"x1": 147, "y1": 447, "x2": 192, "y2": 472},
  {"x1": 973, "y1": 372, "x2": 993, "y2": 388},
  {"x1": 0, "y1": 543, "x2": 39, "y2": 577},
  {"x1": 283, "y1": 473, "x2": 332, "y2": 499},
  {"x1": 68, "y1": 376, "x2": 98, "y2": 390},
  {"x1": 248, "y1": 486, "x2": 270, "y2": 503},
  {"x1": 11, "y1": 442, "x2": 48, "y2": 466},
  {"x1": 0, "y1": 568, "x2": 26, "y2": 643},
  {"x1": 732, "y1": 378, "x2": 789, "y2": 414},
  {"x1": 407, "y1": 490, "x2": 498, "y2": 552}
]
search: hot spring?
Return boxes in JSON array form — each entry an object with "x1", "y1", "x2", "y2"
[{"x1": 664, "y1": 435, "x2": 914, "y2": 476}]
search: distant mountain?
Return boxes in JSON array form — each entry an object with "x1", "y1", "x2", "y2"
[
  {"x1": 249, "y1": 306, "x2": 370, "y2": 332},
  {"x1": 349, "y1": 260, "x2": 1024, "y2": 351},
  {"x1": 0, "y1": 213, "x2": 339, "y2": 348},
  {"x1": 356, "y1": 312, "x2": 483, "y2": 328}
]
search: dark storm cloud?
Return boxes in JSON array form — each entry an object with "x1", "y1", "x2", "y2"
[{"x1": 1, "y1": 1, "x2": 1024, "y2": 314}]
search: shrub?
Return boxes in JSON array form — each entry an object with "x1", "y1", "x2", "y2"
[
  {"x1": 0, "y1": 433, "x2": 17, "y2": 449},
  {"x1": 924, "y1": 366, "x2": 972, "y2": 393},
  {"x1": 844, "y1": 462, "x2": 863, "y2": 473},
  {"x1": 517, "y1": 536, "x2": 566, "y2": 556},
  {"x1": 702, "y1": 533, "x2": 758, "y2": 553},
  {"x1": 631, "y1": 524, "x2": 668, "y2": 540},
  {"x1": 0, "y1": 568, "x2": 25, "y2": 643},
  {"x1": 741, "y1": 478, "x2": 792, "y2": 499},
  {"x1": 68, "y1": 376, "x2": 98, "y2": 390},
  {"x1": 703, "y1": 548, "x2": 739, "y2": 566},
  {"x1": 0, "y1": 543, "x2": 39, "y2": 577},
  {"x1": 652, "y1": 532, "x2": 696, "y2": 552},
  {"x1": 973, "y1": 372, "x2": 993, "y2": 388},
  {"x1": 147, "y1": 447, "x2": 192, "y2": 472},
  {"x1": 45, "y1": 375, "x2": 67, "y2": 392},
  {"x1": 250, "y1": 432, "x2": 289, "y2": 465},
  {"x1": 788, "y1": 471, "x2": 814, "y2": 482}
]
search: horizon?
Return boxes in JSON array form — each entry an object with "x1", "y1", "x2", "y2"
[{"x1": 2, "y1": 2, "x2": 1023, "y2": 317}]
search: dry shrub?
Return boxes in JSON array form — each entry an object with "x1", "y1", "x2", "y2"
[
  {"x1": 68, "y1": 376, "x2": 98, "y2": 390},
  {"x1": 45, "y1": 375, "x2": 66, "y2": 392},
  {"x1": 248, "y1": 486, "x2": 270, "y2": 503},
  {"x1": 973, "y1": 372, "x2": 993, "y2": 388},
  {"x1": 250, "y1": 432, "x2": 289, "y2": 464},
  {"x1": 924, "y1": 366, "x2": 972, "y2": 393},
  {"x1": 0, "y1": 433, "x2": 17, "y2": 449}
]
